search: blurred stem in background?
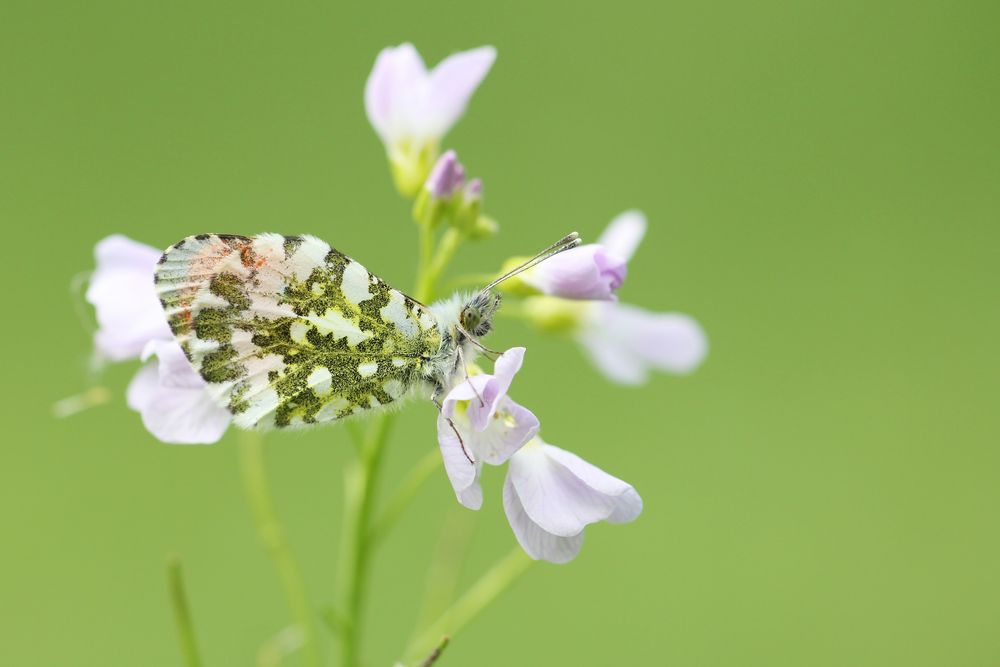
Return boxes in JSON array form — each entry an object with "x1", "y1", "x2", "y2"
[
  {"x1": 402, "y1": 547, "x2": 533, "y2": 665},
  {"x1": 240, "y1": 432, "x2": 322, "y2": 667},
  {"x1": 167, "y1": 555, "x2": 204, "y2": 667}
]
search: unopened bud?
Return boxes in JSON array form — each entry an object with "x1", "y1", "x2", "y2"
[{"x1": 521, "y1": 296, "x2": 589, "y2": 335}]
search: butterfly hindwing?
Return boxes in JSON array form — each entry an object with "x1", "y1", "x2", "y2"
[{"x1": 155, "y1": 233, "x2": 441, "y2": 429}]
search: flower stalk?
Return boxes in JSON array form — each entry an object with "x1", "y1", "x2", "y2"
[
  {"x1": 402, "y1": 547, "x2": 534, "y2": 665},
  {"x1": 334, "y1": 413, "x2": 395, "y2": 667}
]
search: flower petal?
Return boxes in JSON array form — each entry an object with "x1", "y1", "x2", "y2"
[
  {"x1": 579, "y1": 303, "x2": 708, "y2": 384},
  {"x1": 125, "y1": 359, "x2": 159, "y2": 412},
  {"x1": 577, "y1": 326, "x2": 648, "y2": 385},
  {"x1": 424, "y1": 45, "x2": 496, "y2": 139},
  {"x1": 436, "y1": 412, "x2": 483, "y2": 510},
  {"x1": 126, "y1": 361, "x2": 230, "y2": 445},
  {"x1": 507, "y1": 440, "x2": 621, "y2": 536},
  {"x1": 503, "y1": 473, "x2": 583, "y2": 564},
  {"x1": 466, "y1": 347, "x2": 525, "y2": 431},
  {"x1": 521, "y1": 244, "x2": 625, "y2": 300},
  {"x1": 470, "y1": 397, "x2": 539, "y2": 465},
  {"x1": 142, "y1": 339, "x2": 208, "y2": 390},
  {"x1": 86, "y1": 235, "x2": 172, "y2": 361},
  {"x1": 598, "y1": 210, "x2": 646, "y2": 262},
  {"x1": 543, "y1": 444, "x2": 643, "y2": 524},
  {"x1": 364, "y1": 43, "x2": 428, "y2": 143}
]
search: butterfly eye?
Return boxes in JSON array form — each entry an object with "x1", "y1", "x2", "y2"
[{"x1": 461, "y1": 307, "x2": 480, "y2": 332}]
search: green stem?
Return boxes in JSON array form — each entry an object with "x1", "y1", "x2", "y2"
[
  {"x1": 415, "y1": 223, "x2": 435, "y2": 300},
  {"x1": 334, "y1": 217, "x2": 454, "y2": 665},
  {"x1": 427, "y1": 228, "x2": 463, "y2": 298},
  {"x1": 335, "y1": 414, "x2": 395, "y2": 667},
  {"x1": 167, "y1": 555, "x2": 204, "y2": 667},
  {"x1": 368, "y1": 448, "x2": 442, "y2": 547},
  {"x1": 401, "y1": 548, "x2": 534, "y2": 665},
  {"x1": 409, "y1": 509, "x2": 476, "y2": 637},
  {"x1": 239, "y1": 432, "x2": 322, "y2": 667}
]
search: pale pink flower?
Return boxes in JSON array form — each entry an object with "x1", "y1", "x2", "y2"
[
  {"x1": 578, "y1": 305, "x2": 707, "y2": 385},
  {"x1": 519, "y1": 210, "x2": 645, "y2": 301},
  {"x1": 437, "y1": 347, "x2": 539, "y2": 509},
  {"x1": 127, "y1": 340, "x2": 231, "y2": 445},
  {"x1": 503, "y1": 437, "x2": 642, "y2": 564},
  {"x1": 365, "y1": 43, "x2": 496, "y2": 194},
  {"x1": 87, "y1": 235, "x2": 231, "y2": 444},
  {"x1": 365, "y1": 43, "x2": 496, "y2": 151},
  {"x1": 86, "y1": 235, "x2": 172, "y2": 361},
  {"x1": 523, "y1": 211, "x2": 708, "y2": 383}
]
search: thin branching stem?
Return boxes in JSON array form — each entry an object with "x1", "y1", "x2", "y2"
[{"x1": 402, "y1": 547, "x2": 534, "y2": 665}]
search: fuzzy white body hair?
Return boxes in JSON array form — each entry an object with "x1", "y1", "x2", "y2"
[{"x1": 425, "y1": 292, "x2": 482, "y2": 393}]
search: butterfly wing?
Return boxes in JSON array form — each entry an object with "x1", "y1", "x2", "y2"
[{"x1": 155, "y1": 233, "x2": 441, "y2": 429}]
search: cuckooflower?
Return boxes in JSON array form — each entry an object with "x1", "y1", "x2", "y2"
[
  {"x1": 365, "y1": 43, "x2": 496, "y2": 196},
  {"x1": 87, "y1": 234, "x2": 231, "y2": 444},
  {"x1": 575, "y1": 304, "x2": 707, "y2": 385},
  {"x1": 519, "y1": 210, "x2": 645, "y2": 301},
  {"x1": 128, "y1": 340, "x2": 231, "y2": 444},
  {"x1": 437, "y1": 347, "x2": 539, "y2": 509},
  {"x1": 86, "y1": 234, "x2": 173, "y2": 361},
  {"x1": 519, "y1": 244, "x2": 627, "y2": 301},
  {"x1": 503, "y1": 437, "x2": 642, "y2": 564},
  {"x1": 522, "y1": 211, "x2": 708, "y2": 384}
]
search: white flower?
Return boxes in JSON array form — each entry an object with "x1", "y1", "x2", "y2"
[
  {"x1": 86, "y1": 234, "x2": 231, "y2": 444},
  {"x1": 519, "y1": 243, "x2": 627, "y2": 301},
  {"x1": 576, "y1": 304, "x2": 707, "y2": 385},
  {"x1": 86, "y1": 235, "x2": 172, "y2": 361},
  {"x1": 365, "y1": 43, "x2": 496, "y2": 196},
  {"x1": 503, "y1": 437, "x2": 643, "y2": 564},
  {"x1": 127, "y1": 340, "x2": 231, "y2": 445},
  {"x1": 523, "y1": 211, "x2": 708, "y2": 384},
  {"x1": 437, "y1": 347, "x2": 539, "y2": 509}
]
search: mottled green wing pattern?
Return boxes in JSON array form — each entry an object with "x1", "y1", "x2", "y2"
[{"x1": 155, "y1": 233, "x2": 442, "y2": 429}]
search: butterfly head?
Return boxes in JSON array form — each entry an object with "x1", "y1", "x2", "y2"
[
  {"x1": 460, "y1": 291, "x2": 502, "y2": 339},
  {"x1": 455, "y1": 231, "x2": 581, "y2": 344}
]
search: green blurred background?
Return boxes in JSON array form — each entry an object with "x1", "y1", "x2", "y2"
[{"x1": 2, "y1": 0, "x2": 998, "y2": 665}]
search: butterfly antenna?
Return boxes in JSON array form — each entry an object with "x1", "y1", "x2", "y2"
[{"x1": 479, "y1": 232, "x2": 581, "y2": 294}]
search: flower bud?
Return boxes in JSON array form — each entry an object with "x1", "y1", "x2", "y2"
[
  {"x1": 521, "y1": 295, "x2": 590, "y2": 334},
  {"x1": 425, "y1": 149, "x2": 465, "y2": 198},
  {"x1": 467, "y1": 214, "x2": 499, "y2": 240}
]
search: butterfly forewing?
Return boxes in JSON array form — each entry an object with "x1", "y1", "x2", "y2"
[{"x1": 155, "y1": 233, "x2": 441, "y2": 429}]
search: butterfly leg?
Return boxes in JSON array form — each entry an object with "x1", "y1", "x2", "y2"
[
  {"x1": 456, "y1": 345, "x2": 486, "y2": 407},
  {"x1": 430, "y1": 391, "x2": 475, "y2": 465},
  {"x1": 456, "y1": 323, "x2": 503, "y2": 360}
]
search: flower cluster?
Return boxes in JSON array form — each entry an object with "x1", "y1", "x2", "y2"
[
  {"x1": 87, "y1": 235, "x2": 231, "y2": 444},
  {"x1": 80, "y1": 43, "x2": 707, "y2": 564},
  {"x1": 435, "y1": 347, "x2": 642, "y2": 562}
]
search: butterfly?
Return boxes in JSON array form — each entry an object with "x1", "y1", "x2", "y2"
[{"x1": 154, "y1": 232, "x2": 579, "y2": 431}]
